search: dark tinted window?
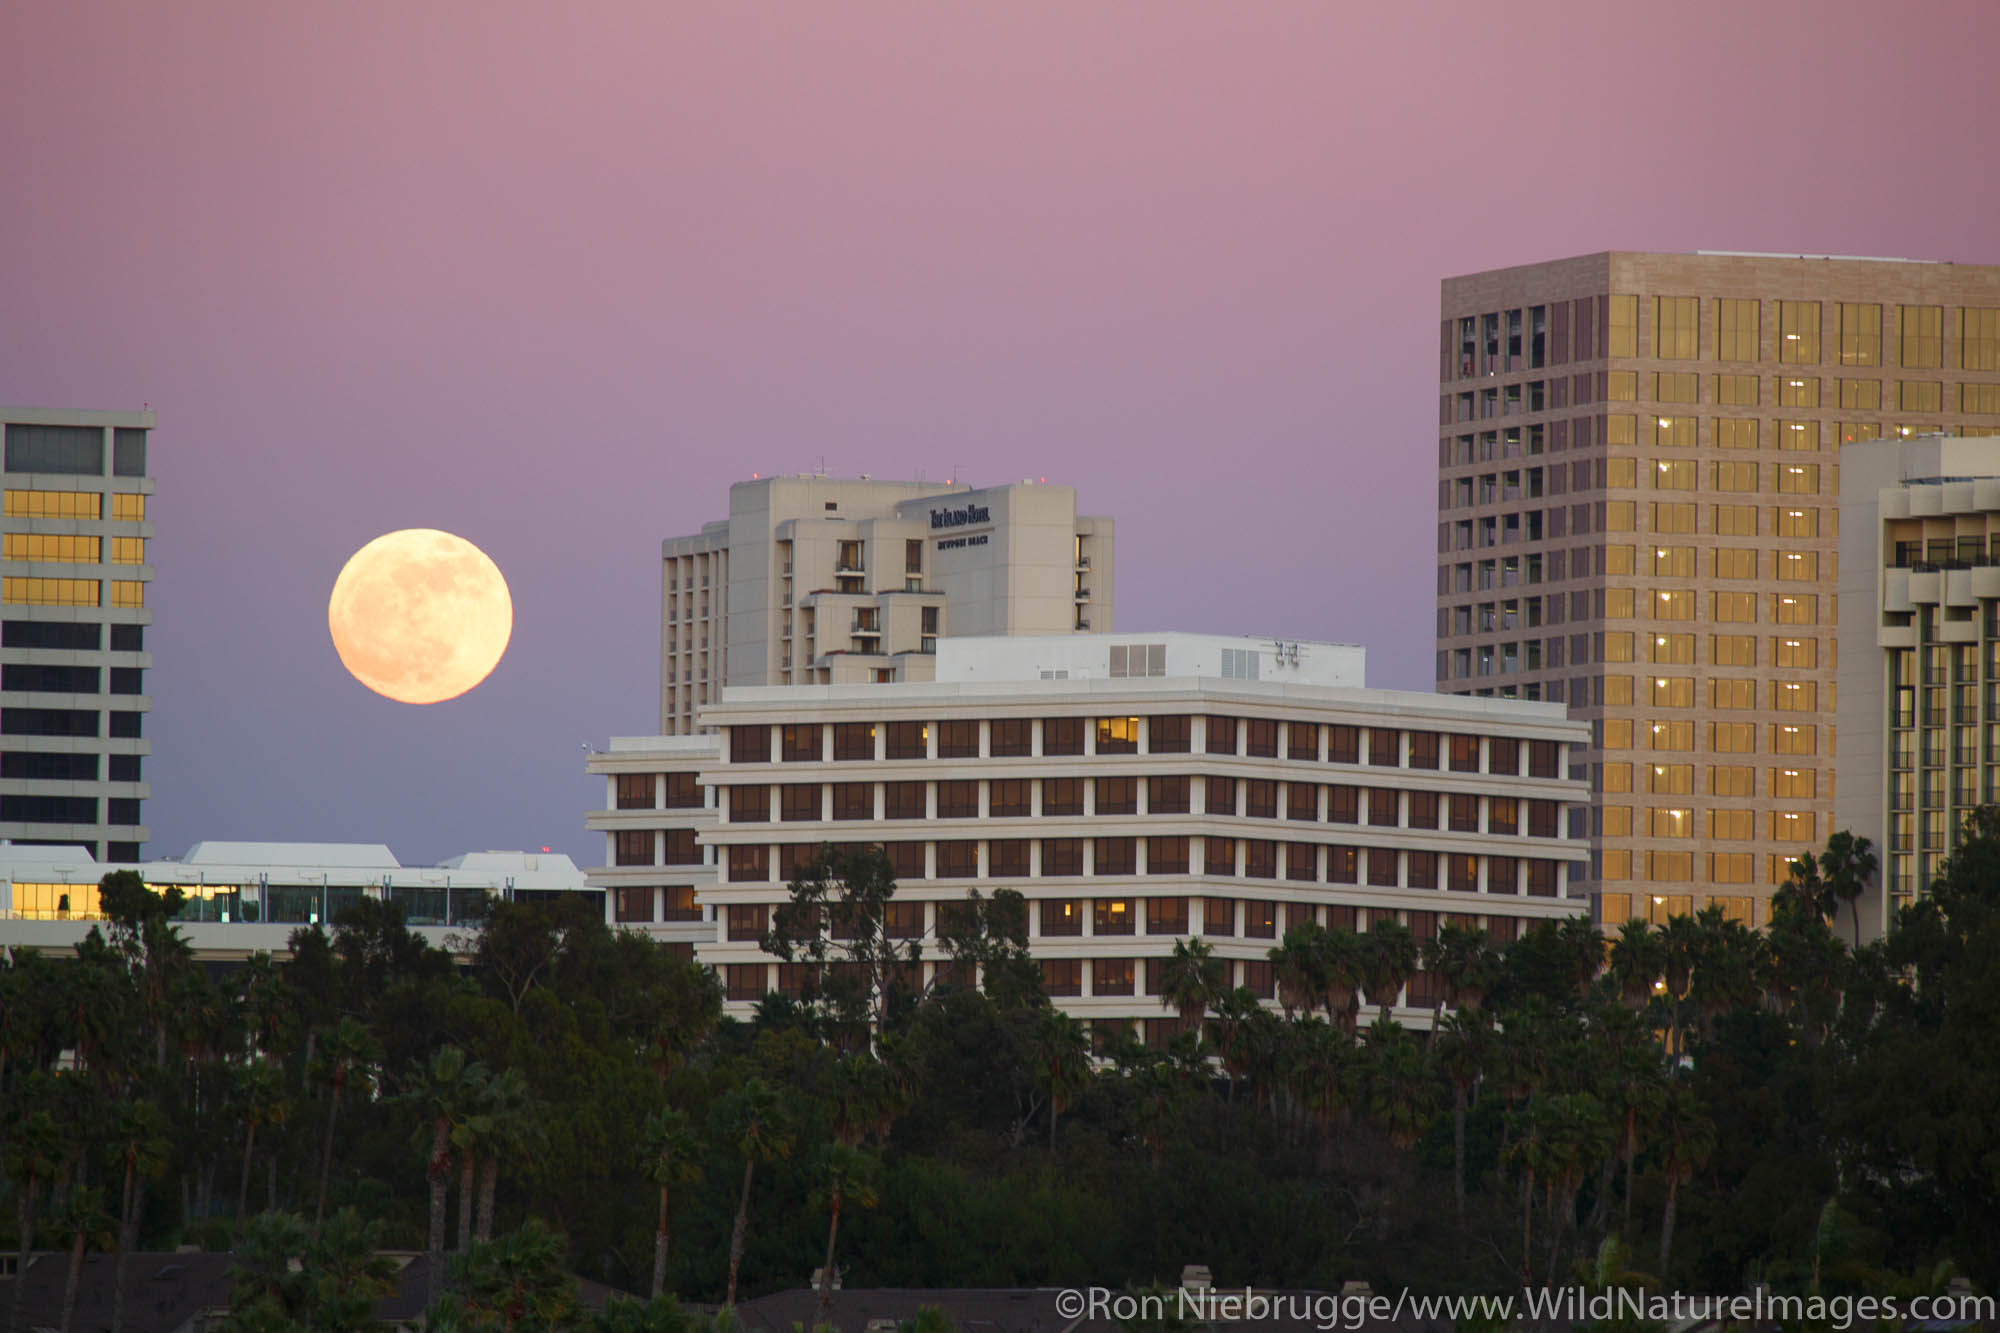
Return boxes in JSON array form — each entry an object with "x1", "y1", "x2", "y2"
[
  {"x1": 5, "y1": 424, "x2": 102, "y2": 475},
  {"x1": 3, "y1": 708, "x2": 98, "y2": 737},
  {"x1": 1, "y1": 751, "x2": 97, "y2": 780},
  {"x1": 4, "y1": 620, "x2": 98, "y2": 650},
  {"x1": 112, "y1": 429, "x2": 147, "y2": 477},
  {"x1": 2, "y1": 664, "x2": 98, "y2": 693}
]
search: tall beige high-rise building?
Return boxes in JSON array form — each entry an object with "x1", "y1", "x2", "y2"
[
  {"x1": 660, "y1": 476, "x2": 1113, "y2": 733},
  {"x1": 1434, "y1": 252, "x2": 2000, "y2": 926}
]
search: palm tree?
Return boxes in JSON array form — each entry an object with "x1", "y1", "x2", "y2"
[
  {"x1": 1269, "y1": 924, "x2": 1326, "y2": 1019},
  {"x1": 233, "y1": 1060, "x2": 289, "y2": 1223},
  {"x1": 1656, "y1": 916, "x2": 1704, "y2": 1048},
  {"x1": 1423, "y1": 922, "x2": 1493, "y2": 1026},
  {"x1": 1156, "y1": 938, "x2": 1226, "y2": 1034},
  {"x1": 52, "y1": 1185, "x2": 114, "y2": 1333},
  {"x1": 1286, "y1": 1017, "x2": 1352, "y2": 1171},
  {"x1": 1361, "y1": 1018, "x2": 1437, "y2": 1149},
  {"x1": 1554, "y1": 914, "x2": 1605, "y2": 999},
  {"x1": 1027, "y1": 1008, "x2": 1092, "y2": 1148},
  {"x1": 1536, "y1": 1093, "x2": 1613, "y2": 1282},
  {"x1": 1433, "y1": 1010, "x2": 1490, "y2": 1223},
  {"x1": 7, "y1": 1107, "x2": 62, "y2": 1333},
  {"x1": 812, "y1": 1144, "x2": 880, "y2": 1327},
  {"x1": 311, "y1": 1016, "x2": 380, "y2": 1228},
  {"x1": 451, "y1": 1067, "x2": 496, "y2": 1253},
  {"x1": 397, "y1": 1045, "x2": 490, "y2": 1307},
  {"x1": 1319, "y1": 927, "x2": 1367, "y2": 1033},
  {"x1": 639, "y1": 1108, "x2": 702, "y2": 1299},
  {"x1": 1655, "y1": 1084, "x2": 1715, "y2": 1279},
  {"x1": 110, "y1": 1100, "x2": 170, "y2": 1333},
  {"x1": 723, "y1": 1078, "x2": 794, "y2": 1308},
  {"x1": 476, "y1": 1067, "x2": 542, "y2": 1242},
  {"x1": 1361, "y1": 920, "x2": 1418, "y2": 1023},
  {"x1": 1818, "y1": 831, "x2": 1878, "y2": 947},
  {"x1": 1607, "y1": 921, "x2": 1666, "y2": 1009}
]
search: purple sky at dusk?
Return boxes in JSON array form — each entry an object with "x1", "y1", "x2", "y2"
[{"x1": 4, "y1": 1, "x2": 1998, "y2": 867}]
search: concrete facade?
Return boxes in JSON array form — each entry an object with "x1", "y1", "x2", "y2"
[
  {"x1": 589, "y1": 633, "x2": 1590, "y2": 1036},
  {"x1": 660, "y1": 477, "x2": 1112, "y2": 733},
  {"x1": 1434, "y1": 252, "x2": 2000, "y2": 928},
  {"x1": 1836, "y1": 434, "x2": 2000, "y2": 938},
  {"x1": 0, "y1": 405, "x2": 157, "y2": 861}
]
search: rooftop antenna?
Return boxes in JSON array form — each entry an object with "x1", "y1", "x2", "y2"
[{"x1": 951, "y1": 463, "x2": 963, "y2": 487}]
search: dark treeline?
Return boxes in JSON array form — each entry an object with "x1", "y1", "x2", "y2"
[{"x1": 3, "y1": 815, "x2": 1998, "y2": 1331}]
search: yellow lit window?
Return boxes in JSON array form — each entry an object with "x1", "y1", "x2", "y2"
[
  {"x1": 1712, "y1": 461, "x2": 1759, "y2": 494},
  {"x1": 1771, "y1": 767, "x2": 1817, "y2": 799},
  {"x1": 1711, "y1": 635, "x2": 1756, "y2": 667},
  {"x1": 1606, "y1": 415, "x2": 1637, "y2": 446},
  {"x1": 1773, "y1": 680, "x2": 1817, "y2": 712},
  {"x1": 1717, "y1": 299, "x2": 1760, "y2": 362},
  {"x1": 1604, "y1": 545, "x2": 1636, "y2": 575},
  {"x1": 1707, "y1": 765, "x2": 1753, "y2": 797},
  {"x1": 1648, "y1": 721, "x2": 1694, "y2": 751},
  {"x1": 1602, "y1": 851, "x2": 1632, "y2": 882},
  {"x1": 1965, "y1": 308, "x2": 2000, "y2": 371},
  {"x1": 1839, "y1": 378, "x2": 1882, "y2": 410},
  {"x1": 1709, "y1": 677, "x2": 1756, "y2": 709},
  {"x1": 1646, "y1": 852, "x2": 1693, "y2": 882},
  {"x1": 1779, "y1": 301, "x2": 1821, "y2": 363},
  {"x1": 1607, "y1": 457, "x2": 1638, "y2": 488},
  {"x1": 1714, "y1": 504, "x2": 1757, "y2": 536},
  {"x1": 3, "y1": 490, "x2": 100, "y2": 519},
  {"x1": 1838, "y1": 422, "x2": 1881, "y2": 444},
  {"x1": 1651, "y1": 502, "x2": 1696, "y2": 533},
  {"x1": 1838, "y1": 303, "x2": 1881, "y2": 365},
  {"x1": 1097, "y1": 716, "x2": 1139, "y2": 750},
  {"x1": 1775, "y1": 507, "x2": 1818, "y2": 537},
  {"x1": 1602, "y1": 632, "x2": 1635, "y2": 663},
  {"x1": 1, "y1": 578, "x2": 98, "y2": 606},
  {"x1": 1773, "y1": 637, "x2": 1817, "y2": 668},
  {"x1": 1605, "y1": 501, "x2": 1636, "y2": 532},
  {"x1": 1710, "y1": 722, "x2": 1756, "y2": 754},
  {"x1": 1712, "y1": 548, "x2": 1757, "y2": 578},
  {"x1": 1708, "y1": 809, "x2": 1754, "y2": 840},
  {"x1": 1608, "y1": 371, "x2": 1637, "y2": 402},
  {"x1": 1602, "y1": 762, "x2": 1633, "y2": 793},
  {"x1": 2, "y1": 534, "x2": 100, "y2": 564},
  {"x1": 1709, "y1": 854, "x2": 1754, "y2": 885},
  {"x1": 1715, "y1": 374, "x2": 1758, "y2": 406},
  {"x1": 1653, "y1": 416, "x2": 1696, "y2": 448},
  {"x1": 1651, "y1": 546, "x2": 1693, "y2": 577},
  {"x1": 1651, "y1": 676, "x2": 1693, "y2": 708},
  {"x1": 1781, "y1": 549, "x2": 1824, "y2": 581},
  {"x1": 1606, "y1": 588, "x2": 1636, "y2": 619},
  {"x1": 1654, "y1": 297, "x2": 1698, "y2": 359},
  {"x1": 1653, "y1": 589, "x2": 1694, "y2": 621},
  {"x1": 1609, "y1": 294, "x2": 1638, "y2": 357},
  {"x1": 1900, "y1": 381, "x2": 1943, "y2": 412},
  {"x1": 1654, "y1": 371, "x2": 1699, "y2": 402},
  {"x1": 1771, "y1": 724, "x2": 1817, "y2": 755},
  {"x1": 1602, "y1": 806, "x2": 1632, "y2": 837},
  {"x1": 1897, "y1": 305, "x2": 1943, "y2": 368},
  {"x1": 109, "y1": 581, "x2": 145, "y2": 608},
  {"x1": 1604, "y1": 675, "x2": 1635, "y2": 706},
  {"x1": 1964, "y1": 384, "x2": 2000, "y2": 415},
  {"x1": 1649, "y1": 633, "x2": 1694, "y2": 665},
  {"x1": 1713, "y1": 418, "x2": 1758, "y2": 450},
  {"x1": 1711, "y1": 591, "x2": 1758, "y2": 623},
  {"x1": 111, "y1": 493, "x2": 146, "y2": 521},
  {"x1": 1647, "y1": 807, "x2": 1693, "y2": 838},
  {"x1": 1602, "y1": 718, "x2": 1634, "y2": 750},
  {"x1": 1778, "y1": 464, "x2": 1818, "y2": 494},
  {"x1": 1773, "y1": 594, "x2": 1818, "y2": 625},
  {"x1": 1778, "y1": 376, "x2": 1819, "y2": 407},
  {"x1": 1646, "y1": 762, "x2": 1694, "y2": 794},
  {"x1": 1778, "y1": 420, "x2": 1820, "y2": 451},
  {"x1": 110, "y1": 537, "x2": 145, "y2": 565},
  {"x1": 8, "y1": 881, "x2": 105, "y2": 919},
  {"x1": 1771, "y1": 810, "x2": 1817, "y2": 842},
  {"x1": 1653, "y1": 459, "x2": 1695, "y2": 489}
]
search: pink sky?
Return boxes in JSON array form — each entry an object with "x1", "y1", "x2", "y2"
[{"x1": 3, "y1": 1, "x2": 1997, "y2": 864}]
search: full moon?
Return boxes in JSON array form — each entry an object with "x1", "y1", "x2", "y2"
[{"x1": 327, "y1": 529, "x2": 513, "y2": 705}]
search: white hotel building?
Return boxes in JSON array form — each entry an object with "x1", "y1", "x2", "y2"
[{"x1": 587, "y1": 633, "x2": 1591, "y2": 1037}]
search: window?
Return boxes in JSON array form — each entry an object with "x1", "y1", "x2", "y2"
[
  {"x1": 1654, "y1": 415, "x2": 1696, "y2": 449},
  {"x1": 1243, "y1": 841, "x2": 1277, "y2": 879},
  {"x1": 780, "y1": 784, "x2": 821, "y2": 821},
  {"x1": 832, "y1": 782, "x2": 873, "y2": 820},
  {"x1": 884, "y1": 721, "x2": 928, "y2": 759},
  {"x1": 1287, "y1": 722, "x2": 1320, "y2": 761},
  {"x1": 1777, "y1": 550, "x2": 1818, "y2": 582},
  {"x1": 1328, "y1": 726, "x2": 1360, "y2": 764},
  {"x1": 1896, "y1": 300, "x2": 1944, "y2": 364},
  {"x1": 833, "y1": 723, "x2": 875, "y2": 761},
  {"x1": 1778, "y1": 301, "x2": 1820, "y2": 363},
  {"x1": 615, "y1": 774, "x2": 655, "y2": 810},
  {"x1": 1651, "y1": 503, "x2": 1696, "y2": 534},
  {"x1": 1287, "y1": 782, "x2": 1318, "y2": 821},
  {"x1": 109, "y1": 581, "x2": 144, "y2": 609},
  {"x1": 1146, "y1": 897, "x2": 1189, "y2": 934},
  {"x1": 1711, "y1": 635, "x2": 1756, "y2": 667},
  {"x1": 1096, "y1": 777, "x2": 1138, "y2": 815},
  {"x1": 1093, "y1": 959, "x2": 1136, "y2": 996},
  {"x1": 1838, "y1": 303, "x2": 1881, "y2": 366},
  {"x1": 1653, "y1": 459, "x2": 1696, "y2": 489},
  {"x1": 1713, "y1": 418, "x2": 1758, "y2": 450},
  {"x1": 726, "y1": 904, "x2": 769, "y2": 942},
  {"x1": 3, "y1": 489, "x2": 100, "y2": 518},
  {"x1": 1771, "y1": 724, "x2": 1817, "y2": 755},
  {"x1": 1651, "y1": 676, "x2": 1693, "y2": 708},
  {"x1": 1204, "y1": 837, "x2": 1236, "y2": 875},
  {"x1": 1202, "y1": 897, "x2": 1236, "y2": 935},
  {"x1": 111, "y1": 493, "x2": 145, "y2": 521},
  {"x1": 1715, "y1": 373, "x2": 1758, "y2": 406},
  {"x1": 1717, "y1": 298, "x2": 1760, "y2": 361},
  {"x1": 1041, "y1": 960, "x2": 1081, "y2": 995},
  {"x1": 1899, "y1": 381, "x2": 1943, "y2": 413},
  {"x1": 1654, "y1": 371, "x2": 1698, "y2": 403},
  {"x1": 1778, "y1": 420, "x2": 1820, "y2": 451},
  {"x1": 725, "y1": 966, "x2": 767, "y2": 1003},
  {"x1": 990, "y1": 719, "x2": 1032, "y2": 757},
  {"x1": 1772, "y1": 767, "x2": 1817, "y2": 799},
  {"x1": 1096, "y1": 716, "x2": 1139, "y2": 754},
  {"x1": 1714, "y1": 504, "x2": 1757, "y2": 536},
  {"x1": 1327, "y1": 786, "x2": 1359, "y2": 823},
  {"x1": 1776, "y1": 507, "x2": 1818, "y2": 538},
  {"x1": 1773, "y1": 680, "x2": 1817, "y2": 711},
  {"x1": 1964, "y1": 384, "x2": 2000, "y2": 415},
  {"x1": 1287, "y1": 842, "x2": 1319, "y2": 881},
  {"x1": 1608, "y1": 294, "x2": 1637, "y2": 356},
  {"x1": 1094, "y1": 895, "x2": 1136, "y2": 932},
  {"x1": 1773, "y1": 594, "x2": 1818, "y2": 625},
  {"x1": 1449, "y1": 734, "x2": 1480, "y2": 772},
  {"x1": 882, "y1": 782, "x2": 924, "y2": 819},
  {"x1": 1149, "y1": 715, "x2": 1191, "y2": 753},
  {"x1": 1244, "y1": 779, "x2": 1278, "y2": 819},
  {"x1": 1366, "y1": 788, "x2": 1399, "y2": 828},
  {"x1": 662, "y1": 886, "x2": 699, "y2": 922},
  {"x1": 726, "y1": 845, "x2": 770, "y2": 882},
  {"x1": 1406, "y1": 731, "x2": 1439, "y2": 769},
  {"x1": 1712, "y1": 461, "x2": 1758, "y2": 493},
  {"x1": 1148, "y1": 776, "x2": 1190, "y2": 815},
  {"x1": 1711, "y1": 591, "x2": 1757, "y2": 623},
  {"x1": 1966, "y1": 308, "x2": 2000, "y2": 370},
  {"x1": 990, "y1": 840, "x2": 1030, "y2": 875},
  {"x1": 614, "y1": 831, "x2": 654, "y2": 866},
  {"x1": 1777, "y1": 464, "x2": 1818, "y2": 495},
  {"x1": 937, "y1": 720, "x2": 978, "y2": 758},
  {"x1": 1711, "y1": 722, "x2": 1756, "y2": 754},
  {"x1": 1042, "y1": 839, "x2": 1084, "y2": 875},
  {"x1": 1042, "y1": 778, "x2": 1083, "y2": 816},
  {"x1": 2, "y1": 578, "x2": 98, "y2": 606},
  {"x1": 1147, "y1": 837, "x2": 1189, "y2": 874},
  {"x1": 1646, "y1": 763, "x2": 1694, "y2": 795},
  {"x1": 1109, "y1": 643, "x2": 1167, "y2": 678},
  {"x1": 1707, "y1": 765, "x2": 1753, "y2": 798},
  {"x1": 1608, "y1": 371, "x2": 1638, "y2": 402},
  {"x1": 782, "y1": 724, "x2": 821, "y2": 762},
  {"x1": 1205, "y1": 716, "x2": 1238, "y2": 754},
  {"x1": 1653, "y1": 297, "x2": 1697, "y2": 359},
  {"x1": 1448, "y1": 793, "x2": 1479, "y2": 832},
  {"x1": 937, "y1": 780, "x2": 978, "y2": 818}
]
